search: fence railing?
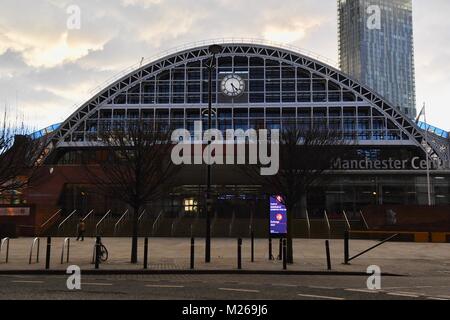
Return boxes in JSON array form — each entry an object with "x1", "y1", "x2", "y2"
[
  {"x1": 95, "y1": 210, "x2": 112, "y2": 236},
  {"x1": 57, "y1": 210, "x2": 77, "y2": 234},
  {"x1": 152, "y1": 210, "x2": 164, "y2": 236},
  {"x1": 0, "y1": 238, "x2": 10, "y2": 263},
  {"x1": 60, "y1": 238, "x2": 70, "y2": 264},
  {"x1": 39, "y1": 209, "x2": 62, "y2": 234},
  {"x1": 82, "y1": 209, "x2": 95, "y2": 221},
  {"x1": 138, "y1": 209, "x2": 147, "y2": 223},
  {"x1": 324, "y1": 210, "x2": 331, "y2": 238},
  {"x1": 360, "y1": 210, "x2": 370, "y2": 230},
  {"x1": 342, "y1": 210, "x2": 351, "y2": 230},
  {"x1": 114, "y1": 209, "x2": 130, "y2": 235},
  {"x1": 29, "y1": 237, "x2": 40, "y2": 264},
  {"x1": 305, "y1": 210, "x2": 311, "y2": 238}
]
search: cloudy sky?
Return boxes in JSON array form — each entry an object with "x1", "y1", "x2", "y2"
[{"x1": 0, "y1": 0, "x2": 449, "y2": 131}]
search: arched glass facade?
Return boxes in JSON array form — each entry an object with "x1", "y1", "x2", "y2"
[{"x1": 66, "y1": 55, "x2": 411, "y2": 144}]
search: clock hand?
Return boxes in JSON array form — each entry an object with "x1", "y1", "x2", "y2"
[{"x1": 231, "y1": 83, "x2": 238, "y2": 92}]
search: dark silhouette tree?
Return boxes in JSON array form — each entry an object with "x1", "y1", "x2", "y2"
[
  {"x1": 84, "y1": 119, "x2": 178, "y2": 263},
  {"x1": 0, "y1": 113, "x2": 48, "y2": 201},
  {"x1": 241, "y1": 122, "x2": 352, "y2": 263}
]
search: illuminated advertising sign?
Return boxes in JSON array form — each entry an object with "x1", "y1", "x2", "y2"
[
  {"x1": 0, "y1": 207, "x2": 30, "y2": 216},
  {"x1": 269, "y1": 195, "x2": 287, "y2": 236}
]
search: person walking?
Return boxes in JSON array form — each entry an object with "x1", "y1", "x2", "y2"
[{"x1": 76, "y1": 219, "x2": 86, "y2": 241}]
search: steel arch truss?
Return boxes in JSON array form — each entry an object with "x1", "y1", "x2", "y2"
[{"x1": 47, "y1": 42, "x2": 448, "y2": 164}]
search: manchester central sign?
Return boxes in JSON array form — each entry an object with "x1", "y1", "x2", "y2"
[{"x1": 333, "y1": 157, "x2": 450, "y2": 171}]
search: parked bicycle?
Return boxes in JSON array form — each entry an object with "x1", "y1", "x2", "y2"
[{"x1": 96, "y1": 239, "x2": 109, "y2": 262}]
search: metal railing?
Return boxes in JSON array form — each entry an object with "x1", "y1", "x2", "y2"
[
  {"x1": 61, "y1": 238, "x2": 70, "y2": 264},
  {"x1": 82, "y1": 209, "x2": 95, "y2": 221},
  {"x1": 29, "y1": 237, "x2": 40, "y2": 264},
  {"x1": 305, "y1": 210, "x2": 311, "y2": 238},
  {"x1": 324, "y1": 210, "x2": 331, "y2": 238},
  {"x1": 114, "y1": 209, "x2": 129, "y2": 235},
  {"x1": 344, "y1": 231, "x2": 399, "y2": 264},
  {"x1": 342, "y1": 210, "x2": 351, "y2": 230},
  {"x1": 39, "y1": 209, "x2": 62, "y2": 233},
  {"x1": 138, "y1": 209, "x2": 147, "y2": 223},
  {"x1": 152, "y1": 210, "x2": 164, "y2": 236},
  {"x1": 0, "y1": 238, "x2": 10, "y2": 263},
  {"x1": 57, "y1": 210, "x2": 77, "y2": 234},
  {"x1": 95, "y1": 210, "x2": 112, "y2": 236},
  {"x1": 360, "y1": 210, "x2": 370, "y2": 230}
]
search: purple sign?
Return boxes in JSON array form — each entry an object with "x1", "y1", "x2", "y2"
[{"x1": 270, "y1": 195, "x2": 287, "y2": 236}]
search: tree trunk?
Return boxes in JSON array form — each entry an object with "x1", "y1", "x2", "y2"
[
  {"x1": 130, "y1": 205, "x2": 139, "y2": 263},
  {"x1": 286, "y1": 204, "x2": 294, "y2": 264}
]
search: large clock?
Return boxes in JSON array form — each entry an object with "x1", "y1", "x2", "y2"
[{"x1": 221, "y1": 74, "x2": 245, "y2": 97}]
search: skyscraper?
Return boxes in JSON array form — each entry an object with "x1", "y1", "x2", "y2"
[{"x1": 338, "y1": 0, "x2": 416, "y2": 117}]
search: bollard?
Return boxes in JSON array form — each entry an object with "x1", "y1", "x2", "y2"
[
  {"x1": 344, "y1": 231, "x2": 350, "y2": 265},
  {"x1": 95, "y1": 236, "x2": 101, "y2": 269},
  {"x1": 251, "y1": 231, "x2": 254, "y2": 263},
  {"x1": 190, "y1": 237, "x2": 195, "y2": 270},
  {"x1": 325, "y1": 240, "x2": 331, "y2": 270},
  {"x1": 268, "y1": 237, "x2": 273, "y2": 260},
  {"x1": 143, "y1": 237, "x2": 148, "y2": 269},
  {"x1": 45, "y1": 237, "x2": 51, "y2": 270},
  {"x1": 282, "y1": 238, "x2": 287, "y2": 270},
  {"x1": 237, "y1": 238, "x2": 242, "y2": 270},
  {"x1": 278, "y1": 238, "x2": 282, "y2": 260},
  {"x1": 67, "y1": 238, "x2": 70, "y2": 264}
]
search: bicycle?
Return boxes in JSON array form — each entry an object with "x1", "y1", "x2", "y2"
[
  {"x1": 98, "y1": 243, "x2": 108, "y2": 262},
  {"x1": 93, "y1": 239, "x2": 109, "y2": 263}
]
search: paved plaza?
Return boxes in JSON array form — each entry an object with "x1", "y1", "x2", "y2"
[{"x1": 0, "y1": 237, "x2": 449, "y2": 276}]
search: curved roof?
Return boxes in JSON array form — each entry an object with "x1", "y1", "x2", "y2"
[{"x1": 44, "y1": 41, "x2": 448, "y2": 164}]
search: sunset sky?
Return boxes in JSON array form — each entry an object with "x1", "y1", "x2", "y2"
[{"x1": 0, "y1": 0, "x2": 449, "y2": 131}]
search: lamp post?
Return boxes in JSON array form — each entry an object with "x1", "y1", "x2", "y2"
[{"x1": 205, "y1": 44, "x2": 222, "y2": 263}]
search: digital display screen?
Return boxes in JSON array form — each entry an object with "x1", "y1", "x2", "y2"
[{"x1": 269, "y1": 195, "x2": 287, "y2": 236}]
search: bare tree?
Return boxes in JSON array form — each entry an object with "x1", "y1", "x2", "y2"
[
  {"x1": 0, "y1": 113, "x2": 48, "y2": 201},
  {"x1": 241, "y1": 123, "x2": 352, "y2": 263},
  {"x1": 84, "y1": 119, "x2": 178, "y2": 263}
]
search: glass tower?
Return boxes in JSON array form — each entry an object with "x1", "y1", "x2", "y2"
[{"x1": 338, "y1": 0, "x2": 416, "y2": 117}]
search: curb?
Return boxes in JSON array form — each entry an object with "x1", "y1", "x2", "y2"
[{"x1": 0, "y1": 269, "x2": 406, "y2": 277}]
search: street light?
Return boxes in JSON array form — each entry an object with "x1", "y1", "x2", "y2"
[{"x1": 205, "y1": 44, "x2": 222, "y2": 263}]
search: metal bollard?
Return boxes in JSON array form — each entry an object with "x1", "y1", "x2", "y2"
[
  {"x1": 344, "y1": 231, "x2": 350, "y2": 265},
  {"x1": 237, "y1": 238, "x2": 242, "y2": 270},
  {"x1": 190, "y1": 237, "x2": 195, "y2": 270},
  {"x1": 45, "y1": 237, "x2": 51, "y2": 270},
  {"x1": 325, "y1": 240, "x2": 332, "y2": 270},
  {"x1": 282, "y1": 238, "x2": 287, "y2": 270},
  {"x1": 278, "y1": 238, "x2": 282, "y2": 260},
  {"x1": 251, "y1": 231, "x2": 255, "y2": 263},
  {"x1": 143, "y1": 237, "x2": 148, "y2": 269},
  {"x1": 268, "y1": 237, "x2": 273, "y2": 261},
  {"x1": 95, "y1": 237, "x2": 101, "y2": 269},
  {"x1": 66, "y1": 238, "x2": 70, "y2": 264}
]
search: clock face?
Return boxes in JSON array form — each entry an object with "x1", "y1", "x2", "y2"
[{"x1": 221, "y1": 74, "x2": 245, "y2": 97}]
